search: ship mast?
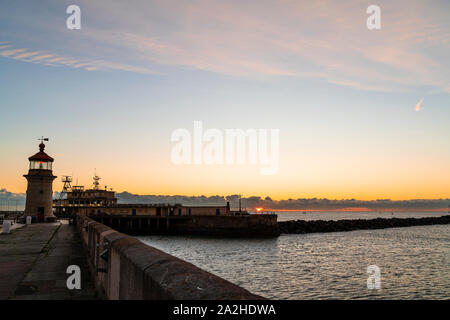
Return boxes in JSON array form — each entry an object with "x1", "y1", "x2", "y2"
[{"x1": 93, "y1": 169, "x2": 101, "y2": 190}]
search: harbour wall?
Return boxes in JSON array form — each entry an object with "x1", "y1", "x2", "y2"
[
  {"x1": 279, "y1": 215, "x2": 450, "y2": 234},
  {"x1": 91, "y1": 214, "x2": 280, "y2": 237},
  {"x1": 76, "y1": 214, "x2": 264, "y2": 300}
]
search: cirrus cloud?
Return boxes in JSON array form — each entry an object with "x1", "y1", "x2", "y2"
[{"x1": 1, "y1": 0, "x2": 449, "y2": 92}]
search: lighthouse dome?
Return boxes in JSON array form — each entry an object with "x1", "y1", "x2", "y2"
[{"x1": 28, "y1": 142, "x2": 54, "y2": 170}]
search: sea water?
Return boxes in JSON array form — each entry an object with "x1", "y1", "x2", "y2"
[{"x1": 138, "y1": 211, "x2": 450, "y2": 299}]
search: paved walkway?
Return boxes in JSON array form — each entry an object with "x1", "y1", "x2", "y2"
[{"x1": 0, "y1": 221, "x2": 98, "y2": 300}]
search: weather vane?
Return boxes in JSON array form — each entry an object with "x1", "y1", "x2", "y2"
[{"x1": 38, "y1": 136, "x2": 49, "y2": 143}]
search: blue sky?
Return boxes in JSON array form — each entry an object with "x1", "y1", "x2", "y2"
[{"x1": 0, "y1": 0, "x2": 449, "y2": 200}]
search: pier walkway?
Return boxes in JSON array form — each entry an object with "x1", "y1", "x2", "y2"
[{"x1": 0, "y1": 221, "x2": 97, "y2": 300}]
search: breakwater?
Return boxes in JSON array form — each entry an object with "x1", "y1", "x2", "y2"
[
  {"x1": 278, "y1": 215, "x2": 450, "y2": 234},
  {"x1": 76, "y1": 215, "x2": 263, "y2": 299}
]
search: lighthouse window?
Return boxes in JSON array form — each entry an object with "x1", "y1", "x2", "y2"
[
  {"x1": 29, "y1": 160, "x2": 52, "y2": 170},
  {"x1": 40, "y1": 190, "x2": 43, "y2": 194}
]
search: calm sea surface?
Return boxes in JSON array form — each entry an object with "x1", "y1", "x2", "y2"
[{"x1": 138, "y1": 211, "x2": 450, "y2": 299}]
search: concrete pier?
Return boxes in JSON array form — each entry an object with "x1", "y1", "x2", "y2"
[
  {"x1": 0, "y1": 221, "x2": 97, "y2": 299},
  {"x1": 1, "y1": 217, "x2": 264, "y2": 300},
  {"x1": 91, "y1": 214, "x2": 280, "y2": 237}
]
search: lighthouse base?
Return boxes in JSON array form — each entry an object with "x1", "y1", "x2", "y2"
[{"x1": 23, "y1": 170, "x2": 57, "y2": 223}]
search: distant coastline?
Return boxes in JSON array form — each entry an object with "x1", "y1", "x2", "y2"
[{"x1": 1, "y1": 187, "x2": 449, "y2": 212}]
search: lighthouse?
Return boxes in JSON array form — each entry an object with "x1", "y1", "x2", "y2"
[{"x1": 24, "y1": 138, "x2": 57, "y2": 222}]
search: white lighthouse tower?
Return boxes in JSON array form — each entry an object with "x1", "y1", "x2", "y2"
[{"x1": 23, "y1": 138, "x2": 57, "y2": 222}]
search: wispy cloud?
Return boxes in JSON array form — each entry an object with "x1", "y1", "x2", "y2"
[
  {"x1": 1, "y1": 0, "x2": 449, "y2": 92},
  {"x1": 0, "y1": 43, "x2": 156, "y2": 74},
  {"x1": 27, "y1": 53, "x2": 55, "y2": 61},
  {"x1": 70, "y1": 0, "x2": 448, "y2": 92},
  {"x1": 13, "y1": 51, "x2": 44, "y2": 59},
  {"x1": 0, "y1": 48, "x2": 27, "y2": 56},
  {"x1": 415, "y1": 98, "x2": 424, "y2": 111}
]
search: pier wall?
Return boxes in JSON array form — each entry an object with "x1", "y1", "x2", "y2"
[
  {"x1": 92, "y1": 214, "x2": 280, "y2": 237},
  {"x1": 76, "y1": 215, "x2": 263, "y2": 300}
]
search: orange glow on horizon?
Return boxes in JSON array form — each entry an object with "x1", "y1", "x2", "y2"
[
  {"x1": 252, "y1": 208, "x2": 449, "y2": 212},
  {"x1": 1, "y1": 141, "x2": 449, "y2": 202}
]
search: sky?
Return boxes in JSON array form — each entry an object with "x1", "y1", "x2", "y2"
[{"x1": 0, "y1": 0, "x2": 449, "y2": 201}]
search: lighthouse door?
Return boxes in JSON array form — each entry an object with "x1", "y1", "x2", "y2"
[{"x1": 37, "y1": 207, "x2": 45, "y2": 223}]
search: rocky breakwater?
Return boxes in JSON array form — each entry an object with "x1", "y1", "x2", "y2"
[{"x1": 278, "y1": 215, "x2": 450, "y2": 234}]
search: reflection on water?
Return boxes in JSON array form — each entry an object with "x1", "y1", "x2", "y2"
[{"x1": 139, "y1": 222, "x2": 450, "y2": 299}]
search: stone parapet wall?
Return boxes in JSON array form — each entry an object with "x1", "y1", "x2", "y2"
[{"x1": 76, "y1": 215, "x2": 264, "y2": 300}]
